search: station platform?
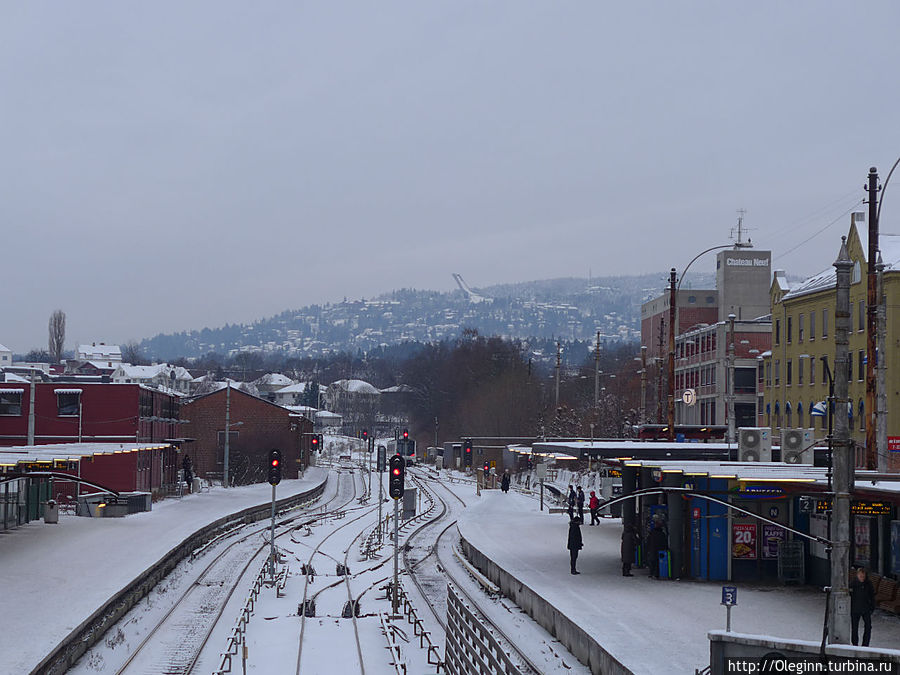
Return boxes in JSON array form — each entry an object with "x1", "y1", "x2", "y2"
[
  {"x1": 0, "y1": 468, "x2": 327, "y2": 674},
  {"x1": 457, "y1": 491, "x2": 900, "y2": 674}
]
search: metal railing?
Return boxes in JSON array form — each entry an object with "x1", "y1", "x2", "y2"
[{"x1": 444, "y1": 583, "x2": 523, "y2": 675}]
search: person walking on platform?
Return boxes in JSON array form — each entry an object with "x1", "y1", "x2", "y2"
[
  {"x1": 576, "y1": 486, "x2": 585, "y2": 521},
  {"x1": 567, "y1": 516, "x2": 583, "y2": 575},
  {"x1": 646, "y1": 521, "x2": 667, "y2": 578},
  {"x1": 567, "y1": 485, "x2": 576, "y2": 519},
  {"x1": 588, "y1": 491, "x2": 600, "y2": 525},
  {"x1": 850, "y1": 567, "x2": 876, "y2": 646},
  {"x1": 621, "y1": 524, "x2": 636, "y2": 576},
  {"x1": 501, "y1": 471, "x2": 510, "y2": 493}
]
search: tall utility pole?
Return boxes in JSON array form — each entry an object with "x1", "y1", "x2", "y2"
[
  {"x1": 640, "y1": 345, "x2": 648, "y2": 425},
  {"x1": 829, "y1": 236, "x2": 853, "y2": 645},
  {"x1": 594, "y1": 331, "x2": 601, "y2": 408},
  {"x1": 554, "y1": 341, "x2": 561, "y2": 410},
  {"x1": 224, "y1": 382, "x2": 231, "y2": 488},
  {"x1": 667, "y1": 268, "x2": 677, "y2": 441},
  {"x1": 876, "y1": 254, "x2": 888, "y2": 472},
  {"x1": 865, "y1": 167, "x2": 879, "y2": 470},
  {"x1": 27, "y1": 369, "x2": 36, "y2": 446},
  {"x1": 727, "y1": 314, "x2": 737, "y2": 445}
]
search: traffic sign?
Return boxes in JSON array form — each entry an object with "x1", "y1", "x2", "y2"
[
  {"x1": 682, "y1": 388, "x2": 696, "y2": 406},
  {"x1": 721, "y1": 586, "x2": 737, "y2": 606}
]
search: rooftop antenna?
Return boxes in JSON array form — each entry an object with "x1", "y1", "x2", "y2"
[{"x1": 730, "y1": 209, "x2": 753, "y2": 248}]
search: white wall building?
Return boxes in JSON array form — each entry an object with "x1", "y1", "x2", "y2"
[
  {"x1": 76, "y1": 343, "x2": 122, "y2": 363},
  {"x1": 0, "y1": 344, "x2": 11, "y2": 368},
  {"x1": 111, "y1": 363, "x2": 193, "y2": 394}
]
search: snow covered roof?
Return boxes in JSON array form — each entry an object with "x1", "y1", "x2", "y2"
[
  {"x1": 330, "y1": 379, "x2": 380, "y2": 395},
  {"x1": 315, "y1": 410, "x2": 342, "y2": 419},
  {"x1": 255, "y1": 373, "x2": 294, "y2": 386},
  {"x1": 2, "y1": 373, "x2": 29, "y2": 383},
  {"x1": 380, "y1": 384, "x2": 414, "y2": 394},
  {"x1": 0, "y1": 343, "x2": 10, "y2": 352},
  {"x1": 781, "y1": 266, "x2": 835, "y2": 301},
  {"x1": 76, "y1": 344, "x2": 121, "y2": 359},
  {"x1": 0, "y1": 442, "x2": 171, "y2": 466},
  {"x1": 114, "y1": 364, "x2": 192, "y2": 380}
]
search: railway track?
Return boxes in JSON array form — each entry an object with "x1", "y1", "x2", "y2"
[{"x1": 104, "y1": 474, "x2": 347, "y2": 675}]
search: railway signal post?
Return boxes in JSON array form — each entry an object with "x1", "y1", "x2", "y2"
[
  {"x1": 268, "y1": 449, "x2": 282, "y2": 582},
  {"x1": 389, "y1": 453, "x2": 405, "y2": 615},
  {"x1": 377, "y1": 445, "x2": 387, "y2": 544}
]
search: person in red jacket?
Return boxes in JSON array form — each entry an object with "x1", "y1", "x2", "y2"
[{"x1": 588, "y1": 491, "x2": 600, "y2": 525}]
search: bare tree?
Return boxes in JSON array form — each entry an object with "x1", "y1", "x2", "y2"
[
  {"x1": 48, "y1": 310, "x2": 66, "y2": 363},
  {"x1": 121, "y1": 341, "x2": 147, "y2": 365}
]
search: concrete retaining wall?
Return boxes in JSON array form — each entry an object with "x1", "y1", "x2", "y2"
[
  {"x1": 32, "y1": 477, "x2": 328, "y2": 675},
  {"x1": 459, "y1": 532, "x2": 632, "y2": 675}
]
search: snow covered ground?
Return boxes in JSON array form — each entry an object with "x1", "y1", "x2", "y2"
[
  {"x1": 0, "y1": 468, "x2": 326, "y2": 674},
  {"x1": 458, "y1": 490, "x2": 900, "y2": 674}
]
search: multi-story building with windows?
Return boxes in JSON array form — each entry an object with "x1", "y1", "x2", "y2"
[{"x1": 762, "y1": 219, "x2": 900, "y2": 470}]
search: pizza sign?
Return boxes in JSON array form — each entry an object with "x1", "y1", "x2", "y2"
[{"x1": 733, "y1": 523, "x2": 757, "y2": 559}]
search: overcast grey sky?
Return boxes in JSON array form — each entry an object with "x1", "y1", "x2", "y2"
[{"x1": 3, "y1": 2, "x2": 900, "y2": 352}]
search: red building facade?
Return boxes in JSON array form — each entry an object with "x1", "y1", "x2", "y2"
[
  {"x1": 180, "y1": 387, "x2": 312, "y2": 485},
  {"x1": 0, "y1": 383, "x2": 180, "y2": 446}
]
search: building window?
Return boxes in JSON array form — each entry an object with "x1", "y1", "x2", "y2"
[
  {"x1": 799, "y1": 314, "x2": 805, "y2": 342},
  {"x1": 853, "y1": 261, "x2": 862, "y2": 284},
  {"x1": 858, "y1": 350, "x2": 865, "y2": 381},
  {"x1": 797, "y1": 402, "x2": 804, "y2": 429},
  {"x1": 0, "y1": 391, "x2": 22, "y2": 416},
  {"x1": 787, "y1": 316, "x2": 793, "y2": 343},
  {"x1": 706, "y1": 296, "x2": 715, "y2": 304},
  {"x1": 810, "y1": 356, "x2": 815, "y2": 385},
  {"x1": 785, "y1": 401, "x2": 792, "y2": 428},
  {"x1": 217, "y1": 430, "x2": 239, "y2": 445},
  {"x1": 847, "y1": 355, "x2": 852, "y2": 382},
  {"x1": 858, "y1": 301, "x2": 865, "y2": 332},
  {"x1": 786, "y1": 359, "x2": 792, "y2": 386},
  {"x1": 774, "y1": 401, "x2": 781, "y2": 429},
  {"x1": 798, "y1": 359, "x2": 804, "y2": 385},
  {"x1": 822, "y1": 309, "x2": 829, "y2": 337},
  {"x1": 849, "y1": 302, "x2": 854, "y2": 331},
  {"x1": 859, "y1": 399, "x2": 865, "y2": 431},
  {"x1": 688, "y1": 295, "x2": 697, "y2": 304},
  {"x1": 822, "y1": 357, "x2": 829, "y2": 384},
  {"x1": 765, "y1": 361, "x2": 772, "y2": 387},
  {"x1": 809, "y1": 311, "x2": 816, "y2": 341},
  {"x1": 774, "y1": 360, "x2": 781, "y2": 386},
  {"x1": 775, "y1": 319, "x2": 781, "y2": 345},
  {"x1": 56, "y1": 392, "x2": 81, "y2": 417}
]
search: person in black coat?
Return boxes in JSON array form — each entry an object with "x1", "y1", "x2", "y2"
[
  {"x1": 621, "y1": 524, "x2": 636, "y2": 576},
  {"x1": 646, "y1": 522, "x2": 668, "y2": 578},
  {"x1": 567, "y1": 485, "x2": 576, "y2": 519},
  {"x1": 567, "y1": 517, "x2": 583, "y2": 574},
  {"x1": 576, "y1": 486, "x2": 585, "y2": 521},
  {"x1": 501, "y1": 471, "x2": 510, "y2": 493},
  {"x1": 182, "y1": 454, "x2": 193, "y2": 493},
  {"x1": 850, "y1": 567, "x2": 876, "y2": 646}
]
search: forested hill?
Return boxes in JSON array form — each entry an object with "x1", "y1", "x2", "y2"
[{"x1": 139, "y1": 273, "x2": 715, "y2": 361}]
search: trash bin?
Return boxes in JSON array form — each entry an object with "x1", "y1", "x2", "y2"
[
  {"x1": 192, "y1": 477, "x2": 201, "y2": 494},
  {"x1": 44, "y1": 499, "x2": 59, "y2": 524},
  {"x1": 658, "y1": 550, "x2": 671, "y2": 579}
]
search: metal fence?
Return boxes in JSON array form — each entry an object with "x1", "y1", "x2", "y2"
[{"x1": 444, "y1": 584, "x2": 524, "y2": 675}]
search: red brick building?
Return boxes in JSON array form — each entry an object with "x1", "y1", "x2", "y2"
[
  {"x1": 0, "y1": 382, "x2": 180, "y2": 446},
  {"x1": 641, "y1": 289, "x2": 719, "y2": 362},
  {"x1": 180, "y1": 387, "x2": 312, "y2": 485}
]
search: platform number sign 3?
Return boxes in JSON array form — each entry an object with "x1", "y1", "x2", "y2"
[{"x1": 721, "y1": 586, "x2": 737, "y2": 606}]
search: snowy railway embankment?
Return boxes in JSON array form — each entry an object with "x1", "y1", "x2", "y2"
[{"x1": 0, "y1": 469, "x2": 326, "y2": 675}]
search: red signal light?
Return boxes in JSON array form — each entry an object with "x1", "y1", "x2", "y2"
[{"x1": 271, "y1": 459, "x2": 279, "y2": 467}]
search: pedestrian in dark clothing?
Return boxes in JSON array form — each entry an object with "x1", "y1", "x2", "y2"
[
  {"x1": 182, "y1": 454, "x2": 193, "y2": 493},
  {"x1": 850, "y1": 567, "x2": 876, "y2": 646},
  {"x1": 576, "y1": 486, "x2": 585, "y2": 521},
  {"x1": 646, "y1": 523, "x2": 667, "y2": 578},
  {"x1": 567, "y1": 485, "x2": 576, "y2": 519},
  {"x1": 567, "y1": 517, "x2": 583, "y2": 574},
  {"x1": 621, "y1": 525, "x2": 636, "y2": 576},
  {"x1": 588, "y1": 491, "x2": 600, "y2": 525},
  {"x1": 501, "y1": 471, "x2": 510, "y2": 493}
]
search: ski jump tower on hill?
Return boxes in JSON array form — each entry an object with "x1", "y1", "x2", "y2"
[{"x1": 452, "y1": 273, "x2": 491, "y2": 303}]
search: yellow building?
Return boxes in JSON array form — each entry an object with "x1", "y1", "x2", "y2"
[{"x1": 762, "y1": 221, "x2": 900, "y2": 470}]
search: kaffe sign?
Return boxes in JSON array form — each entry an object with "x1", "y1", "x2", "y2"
[
  {"x1": 762, "y1": 524, "x2": 786, "y2": 559},
  {"x1": 733, "y1": 523, "x2": 757, "y2": 559}
]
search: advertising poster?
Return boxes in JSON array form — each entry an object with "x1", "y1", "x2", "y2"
[
  {"x1": 762, "y1": 524, "x2": 785, "y2": 559},
  {"x1": 732, "y1": 523, "x2": 757, "y2": 559},
  {"x1": 854, "y1": 517, "x2": 871, "y2": 568}
]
